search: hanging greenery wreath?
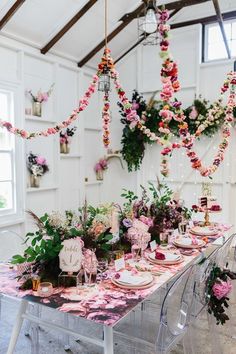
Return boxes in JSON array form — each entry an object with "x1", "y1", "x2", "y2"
[{"x1": 118, "y1": 90, "x2": 235, "y2": 172}]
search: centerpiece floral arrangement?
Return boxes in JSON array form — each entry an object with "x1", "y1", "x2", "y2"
[
  {"x1": 11, "y1": 204, "x2": 118, "y2": 288},
  {"x1": 120, "y1": 180, "x2": 192, "y2": 245},
  {"x1": 27, "y1": 152, "x2": 49, "y2": 187},
  {"x1": 60, "y1": 126, "x2": 77, "y2": 154},
  {"x1": 118, "y1": 91, "x2": 233, "y2": 172},
  {"x1": 207, "y1": 264, "x2": 236, "y2": 325}
]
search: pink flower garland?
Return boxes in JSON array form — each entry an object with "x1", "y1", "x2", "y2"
[
  {"x1": 102, "y1": 93, "x2": 110, "y2": 148},
  {"x1": 0, "y1": 74, "x2": 100, "y2": 139}
]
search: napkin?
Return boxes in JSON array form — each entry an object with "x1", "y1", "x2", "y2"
[{"x1": 155, "y1": 251, "x2": 166, "y2": 260}]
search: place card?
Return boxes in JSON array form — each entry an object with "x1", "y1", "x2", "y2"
[
  {"x1": 115, "y1": 257, "x2": 125, "y2": 271},
  {"x1": 150, "y1": 240, "x2": 157, "y2": 252}
]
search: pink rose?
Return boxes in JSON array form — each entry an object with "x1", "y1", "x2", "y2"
[{"x1": 212, "y1": 280, "x2": 232, "y2": 300}]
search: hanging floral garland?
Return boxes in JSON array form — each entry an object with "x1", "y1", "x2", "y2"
[
  {"x1": 0, "y1": 7, "x2": 235, "y2": 178},
  {"x1": 0, "y1": 74, "x2": 100, "y2": 139},
  {"x1": 118, "y1": 7, "x2": 236, "y2": 177}
]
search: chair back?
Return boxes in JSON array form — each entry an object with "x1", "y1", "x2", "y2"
[
  {"x1": 0, "y1": 229, "x2": 25, "y2": 262},
  {"x1": 155, "y1": 265, "x2": 195, "y2": 353},
  {"x1": 215, "y1": 233, "x2": 236, "y2": 270}
]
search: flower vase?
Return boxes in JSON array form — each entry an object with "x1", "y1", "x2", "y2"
[
  {"x1": 30, "y1": 175, "x2": 40, "y2": 188},
  {"x1": 32, "y1": 102, "x2": 42, "y2": 117},
  {"x1": 96, "y1": 170, "x2": 103, "y2": 181},
  {"x1": 65, "y1": 144, "x2": 70, "y2": 154},
  {"x1": 60, "y1": 143, "x2": 66, "y2": 154}
]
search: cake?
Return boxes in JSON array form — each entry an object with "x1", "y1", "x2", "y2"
[{"x1": 197, "y1": 196, "x2": 221, "y2": 211}]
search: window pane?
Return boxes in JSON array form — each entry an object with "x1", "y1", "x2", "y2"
[
  {"x1": 208, "y1": 42, "x2": 228, "y2": 60},
  {"x1": 232, "y1": 22, "x2": 236, "y2": 39},
  {"x1": 0, "y1": 92, "x2": 12, "y2": 150},
  {"x1": 0, "y1": 153, "x2": 12, "y2": 180},
  {"x1": 0, "y1": 181, "x2": 13, "y2": 210},
  {"x1": 231, "y1": 39, "x2": 236, "y2": 57}
]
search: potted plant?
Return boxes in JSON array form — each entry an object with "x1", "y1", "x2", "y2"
[
  {"x1": 27, "y1": 84, "x2": 54, "y2": 117},
  {"x1": 60, "y1": 127, "x2": 77, "y2": 154},
  {"x1": 27, "y1": 152, "x2": 49, "y2": 188}
]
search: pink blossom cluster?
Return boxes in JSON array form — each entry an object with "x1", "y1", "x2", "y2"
[
  {"x1": 212, "y1": 279, "x2": 232, "y2": 300},
  {"x1": 94, "y1": 158, "x2": 108, "y2": 173}
]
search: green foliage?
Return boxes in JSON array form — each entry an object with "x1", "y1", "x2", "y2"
[
  {"x1": 118, "y1": 91, "x2": 232, "y2": 172},
  {"x1": 207, "y1": 264, "x2": 236, "y2": 325}
]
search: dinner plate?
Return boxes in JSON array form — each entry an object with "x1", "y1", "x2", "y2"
[
  {"x1": 190, "y1": 226, "x2": 218, "y2": 236},
  {"x1": 114, "y1": 271, "x2": 153, "y2": 287},
  {"x1": 147, "y1": 251, "x2": 182, "y2": 265},
  {"x1": 111, "y1": 278, "x2": 155, "y2": 290},
  {"x1": 173, "y1": 238, "x2": 205, "y2": 249}
]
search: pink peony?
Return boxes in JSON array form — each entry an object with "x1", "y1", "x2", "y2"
[
  {"x1": 139, "y1": 215, "x2": 153, "y2": 227},
  {"x1": 212, "y1": 280, "x2": 232, "y2": 300},
  {"x1": 36, "y1": 156, "x2": 46, "y2": 165}
]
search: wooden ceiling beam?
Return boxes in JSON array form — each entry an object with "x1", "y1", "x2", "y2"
[
  {"x1": 164, "y1": 0, "x2": 210, "y2": 11},
  {"x1": 171, "y1": 10, "x2": 236, "y2": 29},
  {"x1": 212, "y1": 0, "x2": 231, "y2": 59},
  {"x1": 115, "y1": 9, "x2": 236, "y2": 65},
  {"x1": 0, "y1": 0, "x2": 26, "y2": 30},
  {"x1": 41, "y1": 0, "x2": 98, "y2": 55},
  {"x1": 77, "y1": 3, "x2": 146, "y2": 67}
]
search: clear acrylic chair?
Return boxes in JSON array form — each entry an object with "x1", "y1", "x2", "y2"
[
  {"x1": 189, "y1": 234, "x2": 236, "y2": 354},
  {"x1": 114, "y1": 265, "x2": 195, "y2": 354}
]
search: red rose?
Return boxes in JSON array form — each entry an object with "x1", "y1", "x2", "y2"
[{"x1": 155, "y1": 251, "x2": 166, "y2": 260}]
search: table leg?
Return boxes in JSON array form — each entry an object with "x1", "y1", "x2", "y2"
[
  {"x1": 7, "y1": 299, "x2": 28, "y2": 354},
  {"x1": 103, "y1": 326, "x2": 113, "y2": 354}
]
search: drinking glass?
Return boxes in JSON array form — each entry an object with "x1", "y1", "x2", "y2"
[
  {"x1": 178, "y1": 221, "x2": 187, "y2": 235},
  {"x1": 84, "y1": 262, "x2": 97, "y2": 287},
  {"x1": 31, "y1": 274, "x2": 40, "y2": 291},
  {"x1": 97, "y1": 259, "x2": 109, "y2": 273}
]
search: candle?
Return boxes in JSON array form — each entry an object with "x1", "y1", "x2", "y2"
[{"x1": 234, "y1": 60, "x2": 236, "y2": 72}]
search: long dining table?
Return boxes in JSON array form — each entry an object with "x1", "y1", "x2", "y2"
[{"x1": 0, "y1": 223, "x2": 232, "y2": 354}]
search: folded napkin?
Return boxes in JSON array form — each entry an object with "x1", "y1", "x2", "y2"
[{"x1": 155, "y1": 251, "x2": 166, "y2": 260}]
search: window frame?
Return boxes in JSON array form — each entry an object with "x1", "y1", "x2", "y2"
[
  {"x1": 203, "y1": 19, "x2": 236, "y2": 63},
  {"x1": 0, "y1": 81, "x2": 25, "y2": 226}
]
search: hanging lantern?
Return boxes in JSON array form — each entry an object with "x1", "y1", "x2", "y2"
[
  {"x1": 138, "y1": 0, "x2": 158, "y2": 45},
  {"x1": 98, "y1": 65, "x2": 111, "y2": 93}
]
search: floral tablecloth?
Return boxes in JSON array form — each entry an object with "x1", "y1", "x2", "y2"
[{"x1": 0, "y1": 223, "x2": 232, "y2": 327}]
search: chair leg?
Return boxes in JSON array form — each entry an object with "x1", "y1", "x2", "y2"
[
  {"x1": 30, "y1": 304, "x2": 40, "y2": 354},
  {"x1": 207, "y1": 312, "x2": 223, "y2": 354},
  {"x1": 7, "y1": 299, "x2": 28, "y2": 354},
  {"x1": 63, "y1": 313, "x2": 71, "y2": 351}
]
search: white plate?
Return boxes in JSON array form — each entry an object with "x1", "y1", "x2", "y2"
[
  {"x1": 190, "y1": 226, "x2": 218, "y2": 236},
  {"x1": 149, "y1": 252, "x2": 181, "y2": 262},
  {"x1": 173, "y1": 238, "x2": 205, "y2": 249},
  {"x1": 115, "y1": 271, "x2": 153, "y2": 286}
]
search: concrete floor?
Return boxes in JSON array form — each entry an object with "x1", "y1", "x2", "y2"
[{"x1": 0, "y1": 288, "x2": 236, "y2": 354}]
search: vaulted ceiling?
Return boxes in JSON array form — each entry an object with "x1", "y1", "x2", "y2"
[{"x1": 0, "y1": 0, "x2": 235, "y2": 68}]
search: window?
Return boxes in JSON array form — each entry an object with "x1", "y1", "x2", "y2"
[
  {"x1": 0, "y1": 84, "x2": 24, "y2": 224},
  {"x1": 204, "y1": 20, "x2": 236, "y2": 61},
  {"x1": 0, "y1": 90, "x2": 15, "y2": 213}
]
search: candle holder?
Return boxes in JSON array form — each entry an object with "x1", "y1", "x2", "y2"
[
  {"x1": 37, "y1": 282, "x2": 53, "y2": 297},
  {"x1": 58, "y1": 271, "x2": 79, "y2": 288}
]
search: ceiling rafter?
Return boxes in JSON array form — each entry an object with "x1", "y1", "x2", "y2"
[
  {"x1": 171, "y1": 10, "x2": 236, "y2": 29},
  {"x1": 115, "y1": 9, "x2": 236, "y2": 65},
  {"x1": 41, "y1": 0, "x2": 98, "y2": 55},
  {"x1": 77, "y1": 3, "x2": 146, "y2": 67},
  {"x1": 0, "y1": 0, "x2": 26, "y2": 31},
  {"x1": 212, "y1": 0, "x2": 231, "y2": 59},
  {"x1": 78, "y1": 0, "x2": 211, "y2": 67}
]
